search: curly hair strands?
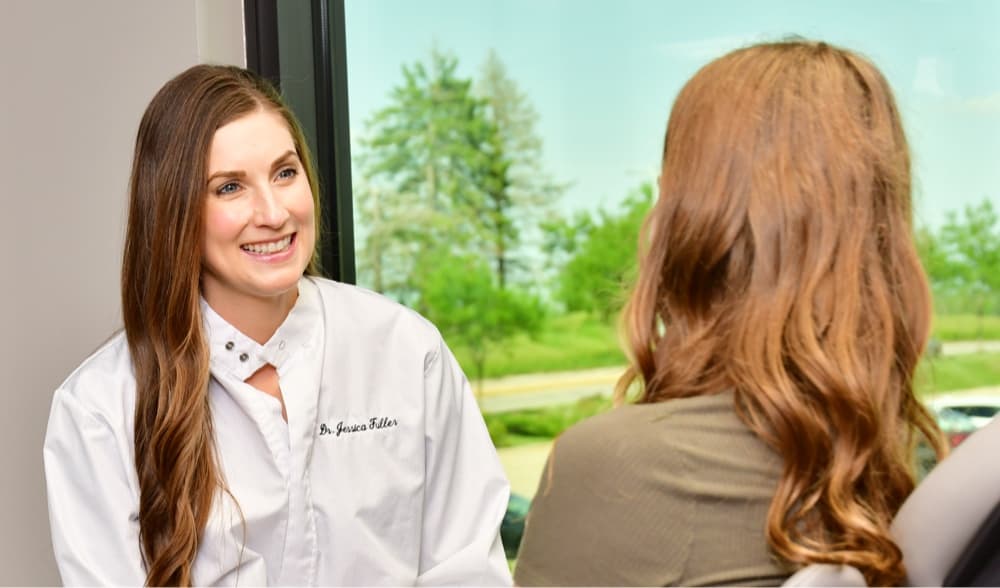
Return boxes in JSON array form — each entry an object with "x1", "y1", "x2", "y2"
[
  {"x1": 121, "y1": 65, "x2": 321, "y2": 586},
  {"x1": 616, "y1": 40, "x2": 945, "y2": 586}
]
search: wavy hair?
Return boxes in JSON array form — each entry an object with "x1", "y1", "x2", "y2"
[
  {"x1": 121, "y1": 65, "x2": 321, "y2": 586},
  {"x1": 616, "y1": 40, "x2": 945, "y2": 586}
]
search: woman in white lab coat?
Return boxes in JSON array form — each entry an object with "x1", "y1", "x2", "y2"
[{"x1": 43, "y1": 65, "x2": 512, "y2": 587}]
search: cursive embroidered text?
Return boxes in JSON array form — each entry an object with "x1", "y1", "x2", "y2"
[{"x1": 319, "y1": 416, "x2": 398, "y2": 437}]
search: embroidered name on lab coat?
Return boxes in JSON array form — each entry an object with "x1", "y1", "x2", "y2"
[{"x1": 319, "y1": 417, "x2": 398, "y2": 437}]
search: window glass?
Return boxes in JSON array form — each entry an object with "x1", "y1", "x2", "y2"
[{"x1": 342, "y1": 0, "x2": 1000, "y2": 560}]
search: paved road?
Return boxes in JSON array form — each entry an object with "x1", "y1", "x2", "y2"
[
  {"x1": 492, "y1": 343, "x2": 1000, "y2": 497},
  {"x1": 478, "y1": 340, "x2": 1000, "y2": 413},
  {"x1": 478, "y1": 366, "x2": 621, "y2": 413},
  {"x1": 940, "y1": 340, "x2": 1000, "y2": 355}
]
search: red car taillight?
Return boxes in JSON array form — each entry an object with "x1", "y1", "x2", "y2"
[{"x1": 948, "y1": 431, "x2": 971, "y2": 447}]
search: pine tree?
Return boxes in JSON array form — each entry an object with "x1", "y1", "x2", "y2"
[
  {"x1": 355, "y1": 49, "x2": 493, "y2": 300},
  {"x1": 476, "y1": 50, "x2": 564, "y2": 287}
]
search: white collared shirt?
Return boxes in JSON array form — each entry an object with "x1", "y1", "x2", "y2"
[{"x1": 44, "y1": 277, "x2": 512, "y2": 586}]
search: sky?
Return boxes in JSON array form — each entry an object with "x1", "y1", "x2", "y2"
[{"x1": 343, "y1": 0, "x2": 1000, "y2": 229}]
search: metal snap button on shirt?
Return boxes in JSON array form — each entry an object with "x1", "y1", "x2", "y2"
[
  {"x1": 239, "y1": 352, "x2": 249, "y2": 362},
  {"x1": 225, "y1": 341, "x2": 235, "y2": 351}
]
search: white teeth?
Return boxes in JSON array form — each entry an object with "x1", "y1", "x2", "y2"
[{"x1": 241, "y1": 235, "x2": 292, "y2": 255}]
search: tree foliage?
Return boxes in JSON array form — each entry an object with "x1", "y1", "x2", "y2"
[
  {"x1": 355, "y1": 49, "x2": 560, "y2": 294},
  {"x1": 416, "y1": 250, "x2": 545, "y2": 392},
  {"x1": 361, "y1": 50, "x2": 491, "y2": 211},
  {"x1": 544, "y1": 184, "x2": 654, "y2": 321},
  {"x1": 355, "y1": 50, "x2": 495, "y2": 301},
  {"x1": 918, "y1": 198, "x2": 1000, "y2": 330},
  {"x1": 476, "y1": 50, "x2": 564, "y2": 287},
  {"x1": 354, "y1": 48, "x2": 553, "y2": 379}
]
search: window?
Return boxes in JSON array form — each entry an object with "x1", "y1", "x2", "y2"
[{"x1": 253, "y1": 0, "x2": 1000, "y2": 562}]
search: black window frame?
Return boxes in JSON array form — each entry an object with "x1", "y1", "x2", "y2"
[{"x1": 244, "y1": 0, "x2": 356, "y2": 284}]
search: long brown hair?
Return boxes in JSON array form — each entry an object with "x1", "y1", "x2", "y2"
[
  {"x1": 616, "y1": 40, "x2": 944, "y2": 585},
  {"x1": 121, "y1": 65, "x2": 321, "y2": 586}
]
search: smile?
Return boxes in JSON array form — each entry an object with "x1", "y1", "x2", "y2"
[{"x1": 240, "y1": 234, "x2": 294, "y2": 255}]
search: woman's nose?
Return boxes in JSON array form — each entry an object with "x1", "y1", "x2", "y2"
[{"x1": 253, "y1": 187, "x2": 291, "y2": 227}]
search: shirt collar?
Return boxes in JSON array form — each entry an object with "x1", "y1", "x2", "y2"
[{"x1": 201, "y1": 277, "x2": 322, "y2": 381}]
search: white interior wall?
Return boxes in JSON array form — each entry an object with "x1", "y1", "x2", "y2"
[{"x1": 0, "y1": 1, "x2": 243, "y2": 583}]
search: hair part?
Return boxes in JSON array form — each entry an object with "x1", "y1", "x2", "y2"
[
  {"x1": 616, "y1": 40, "x2": 945, "y2": 585},
  {"x1": 121, "y1": 64, "x2": 321, "y2": 586}
]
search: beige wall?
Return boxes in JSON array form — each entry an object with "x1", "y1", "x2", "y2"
[{"x1": 0, "y1": 1, "x2": 243, "y2": 583}]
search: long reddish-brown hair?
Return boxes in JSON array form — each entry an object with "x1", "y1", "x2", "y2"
[
  {"x1": 616, "y1": 40, "x2": 944, "y2": 586},
  {"x1": 121, "y1": 65, "x2": 321, "y2": 586}
]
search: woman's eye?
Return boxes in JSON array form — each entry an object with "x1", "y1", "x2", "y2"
[
  {"x1": 277, "y1": 167, "x2": 298, "y2": 181},
  {"x1": 217, "y1": 182, "x2": 240, "y2": 195}
]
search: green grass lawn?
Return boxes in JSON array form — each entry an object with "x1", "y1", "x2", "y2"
[
  {"x1": 449, "y1": 312, "x2": 1000, "y2": 381},
  {"x1": 917, "y1": 352, "x2": 1000, "y2": 396},
  {"x1": 450, "y1": 312, "x2": 624, "y2": 379},
  {"x1": 932, "y1": 314, "x2": 1000, "y2": 341}
]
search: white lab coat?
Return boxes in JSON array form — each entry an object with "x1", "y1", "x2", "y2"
[{"x1": 44, "y1": 276, "x2": 512, "y2": 586}]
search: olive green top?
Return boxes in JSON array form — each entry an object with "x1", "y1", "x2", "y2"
[{"x1": 513, "y1": 391, "x2": 791, "y2": 587}]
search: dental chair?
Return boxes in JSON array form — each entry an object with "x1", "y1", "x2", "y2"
[
  {"x1": 892, "y1": 415, "x2": 1000, "y2": 586},
  {"x1": 783, "y1": 415, "x2": 1000, "y2": 586}
]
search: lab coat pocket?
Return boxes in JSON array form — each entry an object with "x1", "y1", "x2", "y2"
[
  {"x1": 311, "y1": 412, "x2": 423, "y2": 531},
  {"x1": 310, "y1": 412, "x2": 424, "y2": 575}
]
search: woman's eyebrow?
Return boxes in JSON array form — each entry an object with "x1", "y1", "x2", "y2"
[
  {"x1": 206, "y1": 169, "x2": 246, "y2": 184},
  {"x1": 271, "y1": 150, "x2": 299, "y2": 168},
  {"x1": 206, "y1": 150, "x2": 298, "y2": 185}
]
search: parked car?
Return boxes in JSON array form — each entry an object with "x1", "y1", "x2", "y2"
[
  {"x1": 916, "y1": 397, "x2": 997, "y2": 478},
  {"x1": 925, "y1": 394, "x2": 1000, "y2": 429},
  {"x1": 933, "y1": 406, "x2": 980, "y2": 448}
]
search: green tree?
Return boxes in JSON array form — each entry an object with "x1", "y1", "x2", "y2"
[
  {"x1": 938, "y1": 198, "x2": 1000, "y2": 335},
  {"x1": 356, "y1": 48, "x2": 561, "y2": 312},
  {"x1": 355, "y1": 49, "x2": 494, "y2": 300},
  {"x1": 916, "y1": 226, "x2": 955, "y2": 287},
  {"x1": 916, "y1": 224, "x2": 967, "y2": 316},
  {"x1": 544, "y1": 184, "x2": 653, "y2": 321},
  {"x1": 353, "y1": 180, "x2": 431, "y2": 299},
  {"x1": 472, "y1": 124, "x2": 516, "y2": 290},
  {"x1": 476, "y1": 50, "x2": 564, "y2": 288},
  {"x1": 416, "y1": 249, "x2": 545, "y2": 393}
]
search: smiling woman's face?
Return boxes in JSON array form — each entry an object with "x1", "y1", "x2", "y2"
[{"x1": 200, "y1": 108, "x2": 315, "y2": 312}]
